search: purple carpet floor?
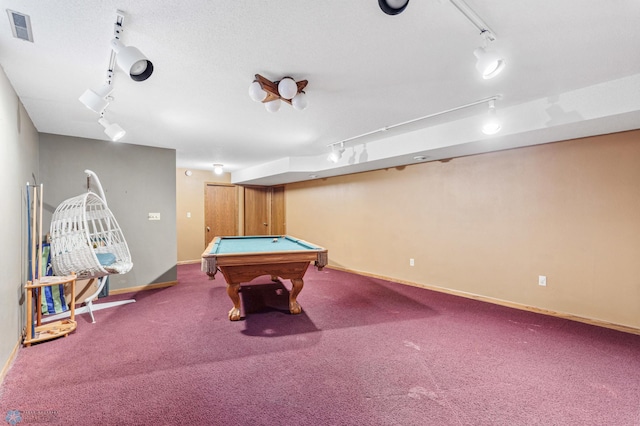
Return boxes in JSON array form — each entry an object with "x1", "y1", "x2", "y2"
[{"x1": 1, "y1": 263, "x2": 639, "y2": 425}]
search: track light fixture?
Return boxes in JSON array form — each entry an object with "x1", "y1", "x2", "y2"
[
  {"x1": 327, "y1": 96, "x2": 502, "y2": 161},
  {"x1": 328, "y1": 143, "x2": 346, "y2": 163},
  {"x1": 79, "y1": 11, "x2": 153, "y2": 142},
  {"x1": 449, "y1": 0, "x2": 506, "y2": 79},
  {"x1": 378, "y1": 0, "x2": 410, "y2": 15},
  {"x1": 249, "y1": 74, "x2": 308, "y2": 112},
  {"x1": 110, "y1": 39, "x2": 154, "y2": 82},
  {"x1": 109, "y1": 10, "x2": 153, "y2": 82},
  {"x1": 98, "y1": 117, "x2": 126, "y2": 142},
  {"x1": 474, "y1": 31, "x2": 505, "y2": 80},
  {"x1": 378, "y1": 1, "x2": 505, "y2": 79},
  {"x1": 79, "y1": 83, "x2": 113, "y2": 114},
  {"x1": 482, "y1": 100, "x2": 501, "y2": 135}
]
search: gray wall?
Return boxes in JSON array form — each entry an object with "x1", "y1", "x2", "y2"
[
  {"x1": 0, "y1": 66, "x2": 39, "y2": 374},
  {"x1": 39, "y1": 134, "x2": 177, "y2": 290},
  {"x1": 1, "y1": 67, "x2": 178, "y2": 377}
]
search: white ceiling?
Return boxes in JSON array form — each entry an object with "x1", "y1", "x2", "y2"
[{"x1": 1, "y1": 0, "x2": 639, "y2": 185}]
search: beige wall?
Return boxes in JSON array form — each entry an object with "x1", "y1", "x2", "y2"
[
  {"x1": 176, "y1": 168, "x2": 236, "y2": 262},
  {"x1": 286, "y1": 131, "x2": 640, "y2": 330}
]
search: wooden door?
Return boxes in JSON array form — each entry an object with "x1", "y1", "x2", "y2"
[
  {"x1": 243, "y1": 186, "x2": 286, "y2": 235},
  {"x1": 204, "y1": 183, "x2": 238, "y2": 247},
  {"x1": 244, "y1": 187, "x2": 269, "y2": 235},
  {"x1": 271, "y1": 186, "x2": 285, "y2": 235}
]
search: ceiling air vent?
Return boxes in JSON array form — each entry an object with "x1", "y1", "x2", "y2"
[{"x1": 6, "y1": 9, "x2": 33, "y2": 42}]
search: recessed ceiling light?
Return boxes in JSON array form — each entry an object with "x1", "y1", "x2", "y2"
[{"x1": 413, "y1": 155, "x2": 429, "y2": 161}]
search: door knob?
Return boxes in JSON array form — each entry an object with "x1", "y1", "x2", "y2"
[
  {"x1": 263, "y1": 223, "x2": 268, "y2": 226},
  {"x1": 207, "y1": 226, "x2": 210, "y2": 232}
]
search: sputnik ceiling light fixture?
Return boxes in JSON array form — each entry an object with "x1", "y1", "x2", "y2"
[
  {"x1": 78, "y1": 10, "x2": 154, "y2": 141},
  {"x1": 326, "y1": 96, "x2": 502, "y2": 162},
  {"x1": 249, "y1": 74, "x2": 309, "y2": 112}
]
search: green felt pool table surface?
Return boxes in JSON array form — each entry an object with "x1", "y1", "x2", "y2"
[{"x1": 208, "y1": 235, "x2": 322, "y2": 254}]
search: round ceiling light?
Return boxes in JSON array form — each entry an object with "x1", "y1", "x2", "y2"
[
  {"x1": 264, "y1": 99, "x2": 281, "y2": 113},
  {"x1": 249, "y1": 81, "x2": 267, "y2": 102},
  {"x1": 277, "y1": 77, "x2": 298, "y2": 100},
  {"x1": 291, "y1": 92, "x2": 308, "y2": 111}
]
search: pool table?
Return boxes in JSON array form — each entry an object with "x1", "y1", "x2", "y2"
[{"x1": 201, "y1": 235, "x2": 328, "y2": 321}]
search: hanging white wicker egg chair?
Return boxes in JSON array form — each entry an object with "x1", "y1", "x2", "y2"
[
  {"x1": 48, "y1": 170, "x2": 134, "y2": 323},
  {"x1": 50, "y1": 192, "x2": 132, "y2": 279}
]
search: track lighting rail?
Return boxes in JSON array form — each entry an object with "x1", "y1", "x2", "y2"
[
  {"x1": 449, "y1": 0, "x2": 497, "y2": 40},
  {"x1": 327, "y1": 95, "x2": 502, "y2": 149}
]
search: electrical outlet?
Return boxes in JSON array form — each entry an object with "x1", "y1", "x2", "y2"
[
  {"x1": 409, "y1": 258, "x2": 415, "y2": 266},
  {"x1": 538, "y1": 275, "x2": 547, "y2": 286},
  {"x1": 148, "y1": 212, "x2": 161, "y2": 221}
]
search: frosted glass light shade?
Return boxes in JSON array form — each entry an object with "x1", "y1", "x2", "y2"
[
  {"x1": 278, "y1": 77, "x2": 298, "y2": 100},
  {"x1": 249, "y1": 81, "x2": 267, "y2": 102},
  {"x1": 291, "y1": 92, "x2": 308, "y2": 110},
  {"x1": 264, "y1": 99, "x2": 281, "y2": 112}
]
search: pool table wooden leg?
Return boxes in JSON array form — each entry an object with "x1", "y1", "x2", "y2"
[
  {"x1": 289, "y1": 278, "x2": 304, "y2": 315},
  {"x1": 226, "y1": 283, "x2": 241, "y2": 321}
]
